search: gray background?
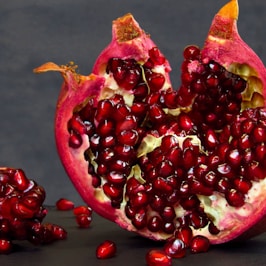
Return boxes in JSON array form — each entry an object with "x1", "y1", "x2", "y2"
[{"x1": 0, "y1": 0, "x2": 266, "y2": 206}]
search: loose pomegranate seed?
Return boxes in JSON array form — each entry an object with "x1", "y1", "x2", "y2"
[
  {"x1": 190, "y1": 235, "x2": 210, "y2": 254},
  {"x1": 76, "y1": 214, "x2": 92, "y2": 228},
  {"x1": 146, "y1": 249, "x2": 172, "y2": 266},
  {"x1": 175, "y1": 226, "x2": 193, "y2": 247},
  {"x1": 73, "y1": 205, "x2": 92, "y2": 216},
  {"x1": 56, "y1": 198, "x2": 75, "y2": 211},
  {"x1": 96, "y1": 240, "x2": 117, "y2": 259},
  {"x1": 164, "y1": 238, "x2": 186, "y2": 258},
  {"x1": 0, "y1": 239, "x2": 12, "y2": 254}
]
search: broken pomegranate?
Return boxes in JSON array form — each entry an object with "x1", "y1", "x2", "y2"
[
  {"x1": 0, "y1": 167, "x2": 67, "y2": 254},
  {"x1": 34, "y1": 0, "x2": 266, "y2": 253}
]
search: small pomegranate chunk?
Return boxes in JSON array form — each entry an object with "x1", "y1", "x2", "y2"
[
  {"x1": 96, "y1": 240, "x2": 117, "y2": 259},
  {"x1": 0, "y1": 167, "x2": 67, "y2": 253},
  {"x1": 56, "y1": 198, "x2": 75, "y2": 210},
  {"x1": 146, "y1": 249, "x2": 172, "y2": 266}
]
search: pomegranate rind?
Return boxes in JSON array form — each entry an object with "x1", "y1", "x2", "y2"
[{"x1": 34, "y1": 63, "x2": 119, "y2": 221}]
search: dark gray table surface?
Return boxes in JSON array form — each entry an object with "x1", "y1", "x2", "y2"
[{"x1": 1, "y1": 0, "x2": 266, "y2": 265}]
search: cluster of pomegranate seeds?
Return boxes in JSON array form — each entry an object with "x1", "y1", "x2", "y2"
[
  {"x1": 0, "y1": 168, "x2": 67, "y2": 254},
  {"x1": 66, "y1": 44, "x2": 266, "y2": 259},
  {"x1": 73, "y1": 205, "x2": 92, "y2": 228},
  {"x1": 56, "y1": 198, "x2": 93, "y2": 229}
]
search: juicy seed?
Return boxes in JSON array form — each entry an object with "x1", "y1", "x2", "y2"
[
  {"x1": 190, "y1": 235, "x2": 210, "y2": 253},
  {"x1": 75, "y1": 214, "x2": 92, "y2": 228},
  {"x1": 56, "y1": 198, "x2": 75, "y2": 211},
  {"x1": 164, "y1": 238, "x2": 186, "y2": 258},
  {"x1": 96, "y1": 240, "x2": 117, "y2": 259},
  {"x1": 146, "y1": 249, "x2": 172, "y2": 266},
  {"x1": 0, "y1": 239, "x2": 12, "y2": 254}
]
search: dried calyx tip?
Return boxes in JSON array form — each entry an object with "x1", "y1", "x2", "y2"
[
  {"x1": 113, "y1": 13, "x2": 142, "y2": 42},
  {"x1": 218, "y1": 0, "x2": 239, "y2": 20}
]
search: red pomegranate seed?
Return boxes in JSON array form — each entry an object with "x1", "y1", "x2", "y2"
[
  {"x1": 233, "y1": 177, "x2": 252, "y2": 194},
  {"x1": 56, "y1": 198, "x2": 75, "y2": 211},
  {"x1": 129, "y1": 191, "x2": 149, "y2": 208},
  {"x1": 47, "y1": 223, "x2": 67, "y2": 240},
  {"x1": 0, "y1": 239, "x2": 12, "y2": 254},
  {"x1": 114, "y1": 103, "x2": 131, "y2": 121},
  {"x1": 147, "y1": 216, "x2": 163, "y2": 232},
  {"x1": 95, "y1": 99, "x2": 114, "y2": 122},
  {"x1": 68, "y1": 132, "x2": 82, "y2": 148},
  {"x1": 103, "y1": 183, "x2": 123, "y2": 199},
  {"x1": 160, "y1": 206, "x2": 176, "y2": 222},
  {"x1": 73, "y1": 205, "x2": 92, "y2": 216},
  {"x1": 149, "y1": 47, "x2": 166, "y2": 65},
  {"x1": 97, "y1": 119, "x2": 115, "y2": 136},
  {"x1": 76, "y1": 214, "x2": 92, "y2": 228},
  {"x1": 225, "y1": 189, "x2": 245, "y2": 207},
  {"x1": 146, "y1": 249, "x2": 172, "y2": 266},
  {"x1": 252, "y1": 126, "x2": 266, "y2": 143},
  {"x1": 12, "y1": 169, "x2": 30, "y2": 191},
  {"x1": 183, "y1": 45, "x2": 200, "y2": 60},
  {"x1": 146, "y1": 72, "x2": 165, "y2": 92},
  {"x1": 117, "y1": 129, "x2": 139, "y2": 146},
  {"x1": 149, "y1": 104, "x2": 166, "y2": 123},
  {"x1": 175, "y1": 226, "x2": 193, "y2": 247},
  {"x1": 96, "y1": 240, "x2": 117, "y2": 259},
  {"x1": 190, "y1": 235, "x2": 210, "y2": 254},
  {"x1": 68, "y1": 114, "x2": 87, "y2": 135},
  {"x1": 164, "y1": 238, "x2": 186, "y2": 258}
]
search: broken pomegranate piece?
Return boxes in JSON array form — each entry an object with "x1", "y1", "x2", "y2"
[
  {"x1": 0, "y1": 167, "x2": 67, "y2": 254},
  {"x1": 34, "y1": 0, "x2": 266, "y2": 256}
]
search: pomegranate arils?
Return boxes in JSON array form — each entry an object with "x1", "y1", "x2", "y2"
[
  {"x1": 164, "y1": 238, "x2": 186, "y2": 258},
  {"x1": 0, "y1": 168, "x2": 67, "y2": 252},
  {"x1": 190, "y1": 235, "x2": 210, "y2": 254},
  {"x1": 76, "y1": 214, "x2": 92, "y2": 228},
  {"x1": 96, "y1": 240, "x2": 117, "y2": 259},
  {"x1": 56, "y1": 198, "x2": 75, "y2": 211},
  {"x1": 146, "y1": 249, "x2": 172, "y2": 266},
  {"x1": 0, "y1": 239, "x2": 12, "y2": 254}
]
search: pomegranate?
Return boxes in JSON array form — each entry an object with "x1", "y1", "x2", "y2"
[
  {"x1": 34, "y1": 0, "x2": 266, "y2": 250},
  {"x1": 0, "y1": 167, "x2": 67, "y2": 254}
]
